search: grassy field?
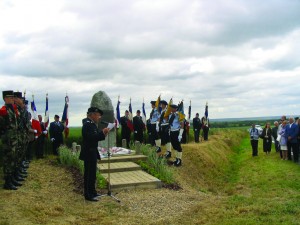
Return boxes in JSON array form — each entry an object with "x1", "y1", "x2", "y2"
[{"x1": 1, "y1": 128, "x2": 300, "y2": 224}]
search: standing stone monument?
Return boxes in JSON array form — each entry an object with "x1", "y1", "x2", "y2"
[{"x1": 90, "y1": 91, "x2": 116, "y2": 149}]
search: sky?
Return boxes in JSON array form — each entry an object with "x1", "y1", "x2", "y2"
[{"x1": 1, "y1": 0, "x2": 300, "y2": 126}]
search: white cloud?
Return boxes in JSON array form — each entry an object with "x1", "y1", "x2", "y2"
[{"x1": 1, "y1": 0, "x2": 300, "y2": 125}]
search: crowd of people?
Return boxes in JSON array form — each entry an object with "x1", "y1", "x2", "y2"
[
  {"x1": 249, "y1": 115, "x2": 300, "y2": 163},
  {"x1": 0, "y1": 90, "x2": 66, "y2": 190},
  {"x1": 119, "y1": 100, "x2": 210, "y2": 167}
]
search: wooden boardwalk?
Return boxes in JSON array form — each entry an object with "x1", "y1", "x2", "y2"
[{"x1": 98, "y1": 154, "x2": 162, "y2": 191}]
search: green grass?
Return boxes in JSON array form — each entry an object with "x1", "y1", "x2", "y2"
[
  {"x1": 209, "y1": 137, "x2": 300, "y2": 224},
  {"x1": 1, "y1": 128, "x2": 300, "y2": 224}
]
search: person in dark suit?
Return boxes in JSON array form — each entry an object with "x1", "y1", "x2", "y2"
[
  {"x1": 49, "y1": 115, "x2": 65, "y2": 155},
  {"x1": 193, "y1": 113, "x2": 202, "y2": 143},
  {"x1": 133, "y1": 110, "x2": 144, "y2": 143},
  {"x1": 79, "y1": 107, "x2": 109, "y2": 202},
  {"x1": 262, "y1": 123, "x2": 272, "y2": 155},
  {"x1": 286, "y1": 117, "x2": 299, "y2": 162},
  {"x1": 120, "y1": 110, "x2": 132, "y2": 148}
]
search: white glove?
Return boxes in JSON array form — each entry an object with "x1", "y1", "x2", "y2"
[
  {"x1": 178, "y1": 128, "x2": 184, "y2": 142},
  {"x1": 43, "y1": 131, "x2": 48, "y2": 134},
  {"x1": 34, "y1": 129, "x2": 37, "y2": 133},
  {"x1": 134, "y1": 131, "x2": 137, "y2": 133},
  {"x1": 51, "y1": 138, "x2": 55, "y2": 142},
  {"x1": 156, "y1": 122, "x2": 159, "y2": 132},
  {"x1": 178, "y1": 135, "x2": 182, "y2": 142},
  {"x1": 35, "y1": 136, "x2": 38, "y2": 139}
]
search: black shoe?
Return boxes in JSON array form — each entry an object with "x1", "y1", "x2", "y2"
[
  {"x1": 174, "y1": 158, "x2": 182, "y2": 167},
  {"x1": 3, "y1": 177, "x2": 18, "y2": 190},
  {"x1": 11, "y1": 178, "x2": 22, "y2": 186},
  {"x1": 156, "y1": 147, "x2": 161, "y2": 153},
  {"x1": 165, "y1": 151, "x2": 171, "y2": 159},
  {"x1": 14, "y1": 176, "x2": 25, "y2": 182},
  {"x1": 17, "y1": 171, "x2": 28, "y2": 178},
  {"x1": 173, "y1": 158, "x2": 178, "y2": 165},
  {"x1": 93, "y1": 193, "x2": 101, "y2": 198},
  {"x1": 85, "y1": 197, "x2": 99, "y2": 202}
]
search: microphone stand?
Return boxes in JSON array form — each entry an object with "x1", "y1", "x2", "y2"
[{"x1": 100, "y1": 130, "x2": 121, "y2": 203}]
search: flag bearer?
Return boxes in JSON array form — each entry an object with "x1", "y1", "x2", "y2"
[{"x1": 166, "y1": 104, "x2": 184, "y2": 167}]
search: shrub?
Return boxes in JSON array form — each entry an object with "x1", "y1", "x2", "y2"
[
  {"x1": 58, "y1": 146, "x2": 106, "y2": 188},
  {"x1": 138, "y1": 144, "x2": 175, "y2": 184}
]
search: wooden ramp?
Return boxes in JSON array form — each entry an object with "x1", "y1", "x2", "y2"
[{"x1": 98, "y1": 154, "x2": 162, "y2": 191}]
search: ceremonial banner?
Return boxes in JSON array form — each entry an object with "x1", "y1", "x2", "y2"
[
  {"x1": 177, "y1": 101, "x2": 185, "y2": 122},
  {"x1": 127, "y1": 99, "x2": 134, "y2": 132},
  {"x1": 155, "y1": 95, "x2": 161, "y2": 113},
  {"x1": 188, "y1": 100, "x2": 191, "y2": 121},
  {"x1": 44, "y1": 94, "x2": 49, "y2": 129},
  {"x1": 142, "y1": 101, "x2": 146, "y2": 125},
  {"x1": 31, "y1": 99, "x2": 42, "y2": 138},
  {"x1": 62, "y1": 95, "x2": 69, "y2": 139},
  {"x1": 164, "y1": 98, "x2": 173, "y2": 119},
  {"x1": 116, "y1": 98, "x2": 121, "y2": 126},
  {"x1": 205, "y1": 102, "x2": 208, "y2": 118}
]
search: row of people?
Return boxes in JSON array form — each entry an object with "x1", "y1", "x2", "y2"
[
  {"x1": 0, "y1": 89, "x2": 66, "y2": 190},
  {"x1": 0, "y1": 91, "x2": 32, "y2": 190},
  {"x1": 249, "y1": 116, "x2": 300, "y2": 163},
  {"x1": 119, "y1": 100, "x2": 210, "y2": 166}
]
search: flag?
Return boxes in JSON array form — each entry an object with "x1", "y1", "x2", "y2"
[
  {"x1": 205, "y1": 102, "x2": 208, "y2": 118},
  {"x1": 142, "y1": 101, "x2": 146, "y2": 125},
  {"x1": 44, "y1": 94, "x2": 49, "y2": 129},
  {"x1": 127, "y1": 99, "x2": 134, "y2": 132},
  {"x1": 188, "y1": 100, "x2": 191, "y2": 121},
  {"x1": 62, "y1": 95, "x2": 69, "y2": 139},
  {"x1": 155, "y1": 95, "x2": 161, "y2": 113},
  {"x1": 164, "y1": 98, "x2": 173, "y2": 119},
  {"x1": 115, "y1": 99, "x2": 121, "y2": 128},
  {"x1": 128, "y1": 99, "x2": 133, "y2": 121},
  {"x1": 177, "y1": 101, "x2": 185, "y2": 122},
  {"x1": 31, "y1": 99, "x2": 42, "y2": 138}
]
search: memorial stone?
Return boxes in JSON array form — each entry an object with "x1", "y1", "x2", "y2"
[{"x1": 90, "y1": 91, "x2": 116, "y2": 149}]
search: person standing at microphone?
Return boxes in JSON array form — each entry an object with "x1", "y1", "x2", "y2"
[{"x1": 79, "y1": 107, "x2": 110, "y2": 202}]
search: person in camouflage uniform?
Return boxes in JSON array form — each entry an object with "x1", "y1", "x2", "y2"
[
  {"x1": 13, "y1": 92, "x2": 29, "y2": 182},
  {"x1": 0, "y1": 90, "x2": 19, "y2": 190}
]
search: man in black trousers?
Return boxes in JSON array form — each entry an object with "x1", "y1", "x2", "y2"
[
  {"x1": 193, "y1": 113, "x2": 202, "y2": 143},
  {"x1": 49, "y1": 115, "x2": 65, "y2": 155},
  {"x1": 79, "y1": 107, "x2": 109, "y2": 202},
  {"x1": 133, "y1": 110, "x2": 144, "y2": 143}
]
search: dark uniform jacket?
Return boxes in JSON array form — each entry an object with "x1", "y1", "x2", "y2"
[
  {"x1": 193, "y1": 117, "x2": 201, "y2": 131},
  {"x1": 49, "y1": 121, "x2": 64, "y2": 142},
  {"x1": 133, "y1": 116, "x2": 144, "y2": 133},
  {"x1": 79, "y1": 118, "x2": 106, "y2": 161}
]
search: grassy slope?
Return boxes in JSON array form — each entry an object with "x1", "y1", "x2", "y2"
[{"x1": 1, "y1": 128, "x2": 300, "y2": 225}]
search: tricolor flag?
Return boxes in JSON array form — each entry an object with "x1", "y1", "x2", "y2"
[
  {"x1": 115, "y1": 98, "x2": 121, "y2": 128},
  {"x1": 31, "y1": 98, "x2": 42, "y2": 138},
  {"x1": 62, "y1": 95, "x2": 69, "y2": 139},
  {"x1": 205, "y1": 102, "x2": 208, "y2": 119},
  {"x1": 142, "y1": 101, "x2": 146, "y2": 125},
  {"x1": 44, "y1": 94, "x2": 49, "y2": 130},
  {"x1": 127, "y1": 99, "x2": 134, "y2": 132},
  {"x1": 177, "y1": 101, "x2": 185, "y2": 122}
]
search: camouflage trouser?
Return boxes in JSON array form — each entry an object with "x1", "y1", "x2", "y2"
[
  {"x1": 1, "y1": 135, "x2": 17, "y2": 177},
  {"x1": 15, "y1": 132, "x2": 28, "y2": 168}
]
